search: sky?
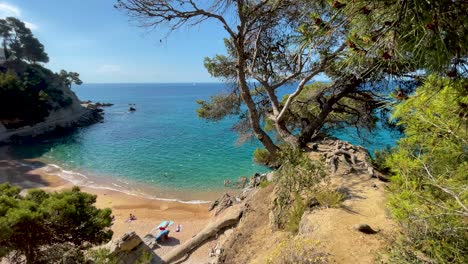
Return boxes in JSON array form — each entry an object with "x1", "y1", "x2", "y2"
[{"x1": 0, "y1": 0, "x2": 230, "y2": 83}]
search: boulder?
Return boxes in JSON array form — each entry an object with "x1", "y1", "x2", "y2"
[
  {"x1": 108, "y1": 232, "x2": 161, "y2": 264},
  {"x1": 109, "y1": 232, "x2": 142, "y2": 253},
  {"x1": 266, "y1": 172, "x2": 275, "y2": 182},
  {"x1": 213, "y1": 193, "x2": 235, "y2": 216}
]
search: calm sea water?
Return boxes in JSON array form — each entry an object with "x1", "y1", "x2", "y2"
[{"x1": 10, "y1": 83, "x2": 399, "y2": 201}]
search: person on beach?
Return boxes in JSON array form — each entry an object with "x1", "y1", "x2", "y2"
[{"x1": 125, "y1": 213, "x2": 137, "y2": 222}]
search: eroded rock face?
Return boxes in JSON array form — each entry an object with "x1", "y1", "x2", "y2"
[
  {"x1": 0, "y1": 83, "x2": 103, "y2": 144},
  {"x1": 109, "y1": 232, "x2": 142, "y2": 253},
  {"x1": 108, "y1": 232, "x2": 161, "y2": 264}
]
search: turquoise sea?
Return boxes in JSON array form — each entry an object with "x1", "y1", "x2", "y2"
[{"x1": 10, "y1": 83, "x2": 399, "y2": 202}]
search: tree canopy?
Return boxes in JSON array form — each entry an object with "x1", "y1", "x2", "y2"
[
  {"x1": 0, "y1": 184, "x2": 113, "y2": 264},
  {"x1": 116, "y1": 0, "x2": 400, "y2": 156},
  {"x1": 385, "y1": 76, "x2": 468, "y2": 263},
  {"x1": 0, "y1": 18, "x2": 83, "y2": 129},
  {"x1": 0, "y1": 17, "x2": 49, "y2": 63}
]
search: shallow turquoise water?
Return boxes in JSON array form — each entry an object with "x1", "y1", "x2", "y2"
[{"x1": 10, "y1": 83, "x2": 399, "y2": 200}]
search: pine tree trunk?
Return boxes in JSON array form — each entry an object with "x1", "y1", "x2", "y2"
[
  {"x1": 237, "y1": 55, "x2": 279, "y2": 154},
  {"x1": 299, "y1": 77, "x2": 361, "y2": 146}
]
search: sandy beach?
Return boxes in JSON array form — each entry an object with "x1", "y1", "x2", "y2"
[{"x1": 0, "y1": 146, "x2": 217, "y2": 262}]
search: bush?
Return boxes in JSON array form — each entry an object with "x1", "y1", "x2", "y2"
[
  {"x1": 372, "y1": 147, "x2": 393, "y2": 174},
  {"x1": 385, "y1": 76, "x2": 468, "y2": 263},
  {"x1": 0, "y1": 184, "x2": 113, "y2": 263},
  {"x1": 285, "y1": 195, "x2": 307, "y2": 234},
  {"x1": 253, "y1": 147, "x2": 280, "y2": 167},
  {"x1": 315, "y1": 189, "x2": 343, "y2": 209},
  {"x1": 87, "y1": 248, "x2": 117, "y2": 264},
  {"x1": 271, "y1": 147, "x2": 325, "y2": 230}
]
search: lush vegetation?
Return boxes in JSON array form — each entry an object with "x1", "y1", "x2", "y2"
[
  {"x1": 0, "y1": 17, "x2": 82, "y2": 129},
  {"x1": 0, "y1": 183, "x2": 113, "y2": 263},
  {"x1": 271, "y1": 148, "x2": 326, "y2": 232},
  {"x1": 117, "y1": 2, "x2": 467, "y2": 262},
  {"x1": 116, "y1": 0, "x2": 399, "y2": 156},
  {"x1": 383, "y1": 77, "x2": 468, "y2": 263}
]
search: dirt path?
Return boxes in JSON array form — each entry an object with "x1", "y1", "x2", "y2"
[
  {"x1": 198, "y1": 140, "x2": 396, "y2": 264},
  {"x1": 299, "y1": 161, "x2": 396, "y2": 264}
]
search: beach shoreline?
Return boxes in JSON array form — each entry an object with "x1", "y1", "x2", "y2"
[{"x1": 0, "y1": 145, "x2": 220, "y2": 260}]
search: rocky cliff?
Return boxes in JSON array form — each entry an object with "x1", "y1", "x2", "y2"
[{"x1": 0, "y1": 83, "x2": 102, "y2": 144}]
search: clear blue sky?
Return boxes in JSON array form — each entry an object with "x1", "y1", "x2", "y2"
[{"x1": 0, "y1": 0, "x2": 229, "y2": 83}]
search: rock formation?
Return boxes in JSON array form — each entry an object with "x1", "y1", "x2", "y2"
[
  {"x1": 107, "y1": 231, "x2": 161, "y2": 264},
  {"x1": 0, "y1": 84, "x2": 103, "y2": 144}
]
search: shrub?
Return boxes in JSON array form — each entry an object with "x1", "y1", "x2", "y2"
[
  {"x1": 253, "y1": 147, "x2": 280, "y2": 167},
  {"x1": 271, "y1": 147, "x2": 325, "y2": 230},
  {"x1": 285, "y1": 195, "x2": 307, "y2": 234},
  {"x1": 258, "y1": 179, "x2": 271, "y2": 188},
  {"x1": 385, "y1": 76, "x2": 468, "y2": 263},
  {"x1": 372, "y1": 147, "x2": 393, "y2": 174},
  {"x1": 315, "y1": 189, "x2": 343, "y2": 209},
  {"x1": 0, "y1": 184, "x2": 113, "y2": 263},
  {"x1": 87, "y1": 248, "x2": 117, "y2": 264}
]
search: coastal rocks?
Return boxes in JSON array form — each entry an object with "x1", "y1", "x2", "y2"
[
  {"x1": 0, "y1": 84, "x2": 104, "y2": 144},
  {"x1": 95, "y1": 102, "x2": 114, "y2": 107},
  {"x1": 249, "y1": 173, "x2": 267, "y2": 187},
  {"x1": 225, "y1": 172, "x2": 273, "y2": 191},
  {"x1": 109, "y1": 232, "x2": 142, "y2": 253},
  {"x1": 108, "y1": 232, "x2": 160, "y2": 264},
  {"x1": 208, "y1": 244, "x2": 225, "y2": 264},
  {"x1": 309, "y1": 139, "x2": 375, "y2": 176},
  {"x1": 209, "y1": 193, "x2": 237, "y2": 216},
  {"x1": 81, "y1": 101, "x2": 114, "y2": 108},
  {"x1": 266, "y1": 171, "x2": 275, "y2": 182}
]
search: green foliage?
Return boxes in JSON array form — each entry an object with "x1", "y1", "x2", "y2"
[
  {"x1": 59, "y1": 70, "x2": 83, "y2": 88},
  {"x1": 258, "y1": 178, "x2": 271, "y2": 188},
  {"x1": 203, "y1": 55, "x2": 237, "y2": 80},
  {"x1": 87, "y1": 248, "x2": 117, "y2": 264},
  {"x1": 385, "y1": 76, "x2": 468, "y2": 263},
  {"x1": 285, "y1": 195, "x2": 306, "y2": 234},
  {"x1": 266, "y1": 237, "x2": 327, "y2": 264},
  {"x1": 0, "y1": 29, "x2": 82, "y2": 129},
  {"x1": 272, "y1": 147, "x2": 325, "y2": 230},
  {"x1": 372, "y1": 147, "x2": 393, "y2": 174},
  {"x1": 0, "y1": 184, "x2": 113, "y2": 263},
  {"x1": 315, "y1": 189, "x2": 343, "y2": 209},
  {"x1": 135, "y1": 251, "x2": 153, "y2": 264},
  {"x1": 285, "y1": 82, "x2": 381, "y2": 138},
  {"x1": 196, "y1": 93, "x2": 240, "y2": 121},
  {"x1": 253, "y1": 147, "x2": 280, "y2": 167},
  {"x1": 344, "y1": 0, "x2": 468, "y2": 76},
  {"x1": 0, "y1": 17, "x2": 49, "y2": 63}
]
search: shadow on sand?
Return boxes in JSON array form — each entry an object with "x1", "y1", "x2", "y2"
[{"x1": 0, "y1": 128, "x2": 88, "y2": 190}]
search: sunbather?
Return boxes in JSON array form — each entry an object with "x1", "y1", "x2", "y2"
[{"x1": 125, "y1": 213, "x2": 137, "y2": 223}]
